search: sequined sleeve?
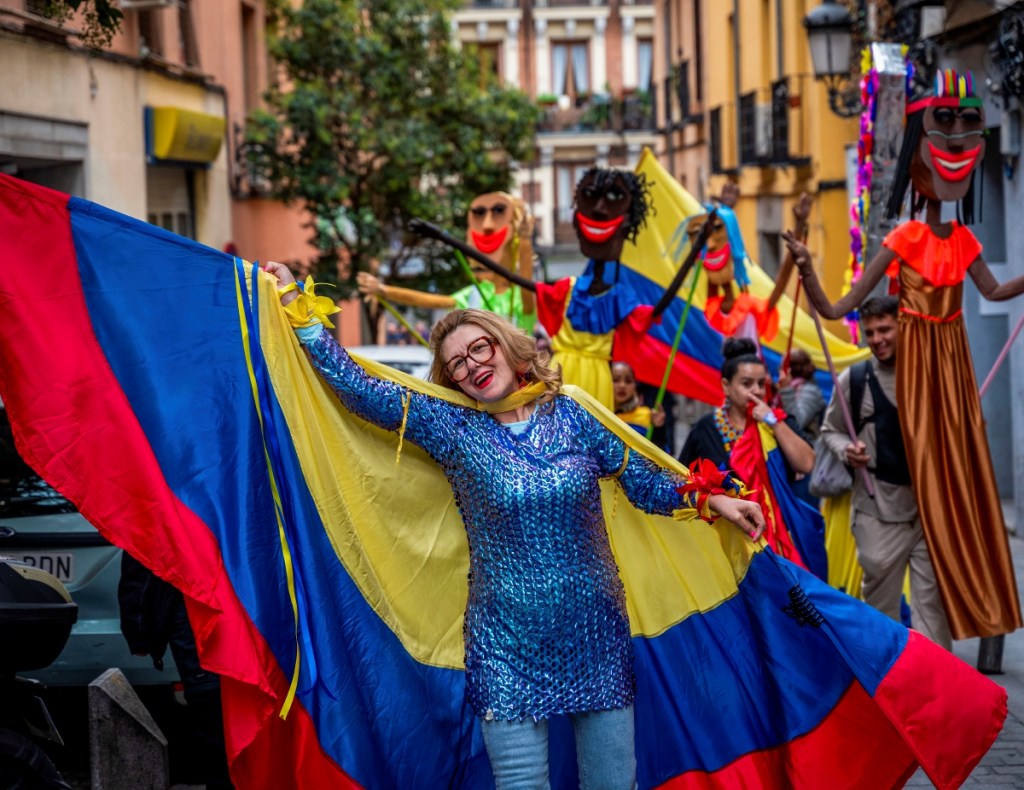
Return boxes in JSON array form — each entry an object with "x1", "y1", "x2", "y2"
[
  {"x1": 299, "y1": 326, "x2": 463, "y2": 458},
  {"x1": 570, "y1": 400, "x2": 685, "y2": 516}
]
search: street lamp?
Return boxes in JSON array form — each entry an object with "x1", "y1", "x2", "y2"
[{"x1": 803, "y1": 0, "x2": 863, "y2": 118}]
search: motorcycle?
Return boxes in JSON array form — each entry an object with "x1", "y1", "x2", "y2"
[{"x1": 0, "y1": 558, "x2": 78, "y2": 789}]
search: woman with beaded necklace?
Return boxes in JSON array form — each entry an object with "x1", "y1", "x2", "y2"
[{"x1": 679, "y1": 338, "x2": 820, "y2": 574}]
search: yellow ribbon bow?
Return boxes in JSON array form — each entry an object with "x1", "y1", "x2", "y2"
[{"x1": 279, "y1": 276, "x2": 342, "y2": 329}]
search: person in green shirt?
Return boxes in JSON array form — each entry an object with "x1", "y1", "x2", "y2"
[{"x1": 357, "y1": 192, "x2": 536, "y2": 331}]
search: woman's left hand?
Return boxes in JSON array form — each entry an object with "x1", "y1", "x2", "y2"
[{"x1": 707, "y1": 495, "x2": 766, "y2": 541}]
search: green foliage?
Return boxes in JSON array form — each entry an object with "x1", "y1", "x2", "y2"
[
  {"x1": 245, "y1": 0, "x2": 540, "y2": 294},
  {"x1": 38, "y1": 0, "x2": 122, "y2": 49}
]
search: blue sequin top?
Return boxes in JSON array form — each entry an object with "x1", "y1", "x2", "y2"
[{"x1": 301, "y1": 327, "x2": 687, "y2": 721}]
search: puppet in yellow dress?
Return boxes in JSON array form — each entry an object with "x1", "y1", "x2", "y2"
[{"x1": 411, "y1": 169, "x2": 714, "y2": 411}]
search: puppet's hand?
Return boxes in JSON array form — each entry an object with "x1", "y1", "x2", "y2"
[
  {"x1": 518, "y1": 211, "x2": 535, "y2": 239},
  {"x1": 357, "y1": 271, "x2": 385, "y2": 298},
  {"x1": 792, "y1": 192, "x2": 812, "y2": 237},
  {"x1": 717, "y1": 181, "x2": 740, "y2": 209},
  {"x1": 782, "y1": 231, "x2": 813, "y2": 276}
]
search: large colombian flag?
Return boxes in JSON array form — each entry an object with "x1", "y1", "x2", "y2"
[
  {"x1": 616, "y1": 150, "x2": 870, "y2": 404},
  {"x1": 0, "y1": 173, "x2": 1007, "y2": 788}
]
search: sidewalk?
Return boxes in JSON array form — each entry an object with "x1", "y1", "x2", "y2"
[{"x1": 907, "y1": 517, "x2": 1024, "y2": 788}]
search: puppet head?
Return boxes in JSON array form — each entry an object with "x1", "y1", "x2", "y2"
[
  {"x1": 466, "y1": 192, "x2": 528, "y2": 279},
  {"x1": 887, "y1": 69, "x2": 985, "y2": 221},
  {"x1": 573, "y1": 168, "x2": 651, "y2": 262},
  {"x1": 685, "y1": 204, "x2": 750, "y2": 288}
]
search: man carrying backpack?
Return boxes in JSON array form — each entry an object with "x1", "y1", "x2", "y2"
[{"x1": 820, "y1": 296, "x2": 952, "y2": 649}]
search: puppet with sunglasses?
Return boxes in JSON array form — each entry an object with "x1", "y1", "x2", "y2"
[
  {"x1": 357, "y1": 192, "x2": 536, "y2": 331},
  {"x1": 784, "y1": 70, "x2": 1024, "y2": 643},
  {"x1": 413, "y1": 168, "x2": 715, "y2": 410}
]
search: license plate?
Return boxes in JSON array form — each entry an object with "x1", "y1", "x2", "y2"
[{"x1": 16, "y1": 552, "x2": 74, "y2": 583}]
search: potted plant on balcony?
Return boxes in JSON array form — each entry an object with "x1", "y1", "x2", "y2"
[{"x1": 536, "y1": 92, "x2": 558, "y2": 108}]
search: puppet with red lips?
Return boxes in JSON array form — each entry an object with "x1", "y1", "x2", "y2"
[
  {"x1": 409, "y1": 168, "x2": 716, "y2": 410},
  {"x1": 680, "y1": 203, "x2": 782, "y2": 341},
  {"x1": 785, "y1": 70, "x2": 1024, "y2": 644},
  {"x1": 528, "y1": 168, "x2": 657, "y2": 409},
  {"x1": 357, "y1": 192, "x2": 536, "y2": 331}
]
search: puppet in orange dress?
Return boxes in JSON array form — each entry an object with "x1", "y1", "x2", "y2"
[
  {"x1": 784, "y1": 70, "x2": 1024, "y2": 641},
  {"x1": 678, "y1": 193, "x2": 811, "y2": 343},
  {"x1": 357, "y1": 192, "x2": 536, "y2": 331}
]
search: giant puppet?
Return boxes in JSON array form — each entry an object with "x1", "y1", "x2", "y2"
[
  {"x1": 358, "y1": 192, "x2": 537, "y2": 331},
  {"x1": 679, "y1": 193, "x2": 812, "y2": 343},
  {"x1": 785, "y1": 70, "x2": 1024, "y2": 641},
  {"x1": 412, "y1": 167, "x2": 716, "y2": 410}
]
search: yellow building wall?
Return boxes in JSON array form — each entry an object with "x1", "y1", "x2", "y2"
[{"x1": 667, "y1": 0, "x2": 860, "y2": 338}]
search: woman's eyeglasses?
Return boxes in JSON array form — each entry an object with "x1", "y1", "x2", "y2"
[{"x1": 445, "y1": 336, "x2": 498, "y2": 382}]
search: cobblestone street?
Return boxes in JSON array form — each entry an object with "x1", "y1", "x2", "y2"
[{"x1": 908, "y1": 520, "x2": 1024, "y2": 789}]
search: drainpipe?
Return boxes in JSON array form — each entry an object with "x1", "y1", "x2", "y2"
[
  {"x1": 733, "y1": 0, "x2": 741, "y2": 169},
  {"x1": 775, "y1": 0, "x2": 783, "y2": 79},
  {"x1": 663, "y1": 0, "x2": 675, "y2": 174}
]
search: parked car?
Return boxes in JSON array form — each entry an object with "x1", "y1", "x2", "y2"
[
  {"x1": 348, "y1": 344, "x2": 433, "y2": 380},
  {"x1": 0, "y1": 402, "x2": 178, "y2": 687}
]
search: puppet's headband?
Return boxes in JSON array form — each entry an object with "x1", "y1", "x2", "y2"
[{"x1": 906, "y1": 68, "x2": 983, "y2": 115}]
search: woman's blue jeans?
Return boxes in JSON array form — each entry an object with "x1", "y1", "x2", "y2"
[{"x1": 480, "y1": 706, "x2": 636, "y2": 790}]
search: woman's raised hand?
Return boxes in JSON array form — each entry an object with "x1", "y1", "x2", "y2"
[
  {"x1": 708, "y1": 496, "x2": 766, "y2": 542},
  {"x1": 263, "y1": 261, "x2": 299, "y2": 305}
]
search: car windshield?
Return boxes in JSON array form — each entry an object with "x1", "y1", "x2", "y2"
[{"x1": 0, "y1": 408, "x2": 76, "y2": 517}]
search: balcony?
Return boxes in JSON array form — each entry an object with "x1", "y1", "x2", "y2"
[
  {"x1": 537, "y1": 95, "x2": 613, "y2": 133},
  {"x1": 710, "y1": 75, "x2": 812, "y2": 173},
  {"x1": 534, "y1": 0, "x2": 608, "y2": 7},
  {"x1": 537, "y1": 91, "x2": 654, "y2": 134}
]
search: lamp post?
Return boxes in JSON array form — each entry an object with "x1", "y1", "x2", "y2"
[{"x1": 803, "y1": 0, "x2": 863, "y2": 118}]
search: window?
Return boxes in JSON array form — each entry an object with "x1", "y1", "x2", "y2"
[
  {"x1": 470, "y1": 42, "x2": 502, "y2": 88},
  {"x1": 758, "y1": 231, "x2": 781, "y2": 278},
  {"x1": 138, "y1": 9, "x2": 162, "y2": 57},
  {"x1": 676, "y1": 60, "x2": 691, "y2": 120},
  {"x1": 738, "y1": 92, "x2": 756, "y2": 165},
  {"x1": 178, "y1": 0, "x2": 200, "y2": 68},
  {"x1": 552, "y1": 42, "x2": 590, "y2": 104},
  {"x1": 637, "y1": 39, "x2": 653, "y2": 93},
  {"x1": 555, "y1": 162, "x2": 592, "y2": 243},
  {"x1": 770, "y1": 79, "x2": 789, "y2": 163},
  {"x1": 241, "y1": 3, "x2": 259, "y2": 112},
  {"x1": 0, "y1": 407, "x2": 75, "y2": 517},
  {"x1": 710, "y1": 107, "x2": 723, "y2": 173}
]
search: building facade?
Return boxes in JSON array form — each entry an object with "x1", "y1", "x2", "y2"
[
  {"x1": 453, "y1": 0, "x2": 659, "y2": 274},
  {"x1": 0, "y1": 1, "x2": 364, "y2": 338},
  {"x1": 656, "y1": 0, "x2": 1022, "y2": 514},
  {"x1": 654, "y1": 0, "x2": 858, "y2": 319}
]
